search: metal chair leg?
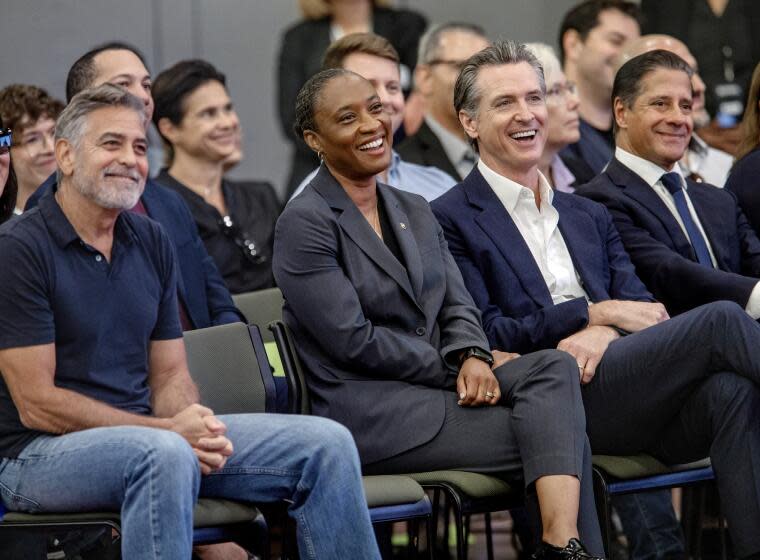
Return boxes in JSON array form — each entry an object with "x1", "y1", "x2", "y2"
[
  {"x1": 454, "y1": 506, "x2": 466, "y2": 560},
  {"x1": 592, "y1": 468, "x2": 613, "y2": 557},
  {"x1": 485, "y1": 511, "x2": 494, "y2": 560},
  {"x1": 425, "y1": 514, "x2": 434, "y2": 560}
]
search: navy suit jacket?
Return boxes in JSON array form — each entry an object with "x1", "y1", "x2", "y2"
[
  {"x1": 27, "y1": 175, "x2": 242, "y2": 329},
  {"x1": 431, "y1": 167, "x2": 653, "y2": 354},
  {"x1": 274, "y1": 166, "x2": 488, "y2": 464},
  {"x1": 577, "y1": 158, "x2": 760, "y2": 316},
  {"x1": 559, "y1": 119, "x2": 613, "y2": 185}
]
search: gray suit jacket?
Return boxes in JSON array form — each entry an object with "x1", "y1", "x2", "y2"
[{"x1": 273, "y1": 166, "x2": 489, "y2": 464}]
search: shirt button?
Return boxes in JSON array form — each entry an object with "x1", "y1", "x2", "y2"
[
  {"x1": 415, "y1": 327, "x2": 426, "y2": 336},
  {"x1": 95, "y1": 255, "x2": 102, "y2": 262}
]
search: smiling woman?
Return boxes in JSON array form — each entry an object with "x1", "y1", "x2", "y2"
[
  {"x1": 151, "y1": 59, "x2": 280, "y2": 294},
  {"x1": 273, "y1": 68, "x2": 606, "y2": 559}
]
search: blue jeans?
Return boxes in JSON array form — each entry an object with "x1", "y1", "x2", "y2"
[
  {"x1": 614, "y1": 492, "x2": 685, "y2": 560},
  {"x1": 0, "y1": 413, "x2": 380, "y2": 559}
]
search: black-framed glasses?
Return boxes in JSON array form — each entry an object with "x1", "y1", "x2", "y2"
[
  {"x1": 218, "y1": 215, "x2": 268, "y2": 265},
  {"x1": 0, "y1": 129, "x2": 11, "y2": 156}
]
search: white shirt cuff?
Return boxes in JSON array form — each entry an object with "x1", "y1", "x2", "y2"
[{"x1": 746, "y1": 282, "x2": 760, "y2": 319}]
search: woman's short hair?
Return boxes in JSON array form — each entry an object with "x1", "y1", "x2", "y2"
[
  {"x1": 322, "y1": 32, "x2": 399, "y2": 70},
  {"x1": 611, "y1": 49, "x2": 693, "y2": 135},
  {"x1": 736, "y1": 60, "x2": 760, "y2": 162},
  {"x1": 151, "y1": 59, "x2": 227, "y2": 162},
  {"x1": 0, "y1": 115, "x2": 18, "y2": 224},
  {"x1": 298, "y1": 0, "x2": 392, "y2": 20},
  {"x1": 454, "y1": 40, "x2": 545, "y2": 152},
  {"x1": 0, "y1": 84, "x2": 64, "y2": 138},
  {"x1": 293, "y1": 68, "x2": 354, "y2": 138}
]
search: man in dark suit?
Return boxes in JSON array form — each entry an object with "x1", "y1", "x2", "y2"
[
  {"x1": 578, "y1": 50, "x2": 760, "y2": 318},
  {"x1": 397, "y1": 23, "x2": 490, "y2": 180},
  {"x1": 431, "y1": 40, "x2": 760, "y2": 559},
  {"x1": 26, "y1": 42, "x2": 243, "y2": 331}
]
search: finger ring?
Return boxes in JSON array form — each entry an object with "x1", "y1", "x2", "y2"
[
  {"x1": 577, "y1": 363, "x2": 584, "y2": 371},
  {"x1": 485, "y1": 391, "x2": 495, "y2": 398}
]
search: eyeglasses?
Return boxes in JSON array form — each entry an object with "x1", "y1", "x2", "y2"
[
  {"x1": 546, "y1": 81, "x2": 578, "y2": 100},
  {"x1": 218, "y1": 215, "x2": 268, "y2": 265},
  {"x1": 0, "y1": 129, "x2": 11, "y2": 156},
  {"x1": 426, "y1": 59, "x2": 468, "y2": 72}
]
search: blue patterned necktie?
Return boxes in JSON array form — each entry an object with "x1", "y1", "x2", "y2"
[{"x1": 660, "y1": 172, "x2": 713, "y2": 267}]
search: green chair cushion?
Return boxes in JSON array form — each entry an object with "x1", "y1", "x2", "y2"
[
  {"x1": 362, "y1": 475, "x2": 426, "y2": 507},
  {"x1": 3, "y1": 498, "x2": 261, "y2": 529},
  {"x1": 592, "y1": 454, "x2": 711, "y2": 480},
  {"x1": 407, "y1": 470, "x2": 514, "y2": 498}
]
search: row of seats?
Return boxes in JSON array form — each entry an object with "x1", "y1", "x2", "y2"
[{"x1": 0, "y1": 287, "x2": 722, "y2": 559}]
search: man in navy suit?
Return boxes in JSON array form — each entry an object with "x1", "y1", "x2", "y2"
[
  {"x1": 577, "y1": 50, "x2": 760, "y2": 318},
  {"x1": 431, "y1": 40, "x2": 760, "y2": 559},
  {"x1": 26, "y1": 42, "x2": 243, "y2": 331}
]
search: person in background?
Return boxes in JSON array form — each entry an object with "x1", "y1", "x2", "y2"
[
  {"x1": 726, "y1": 61, "x2": 760, "y2": 237},
  {"x1": 290, "y1": 32, "x2": 456, "y2": 202},
  {"x1": 618, "y1": 34, "x2": 734, "y2": 187},
  {"x1": 277, "y1": 0, "x2": 427, "y2": 196},
  {"x1": 152, "y1": 59, "x2": 280, "y2": 294},
  {"x1": 0, "y1": 85, "x2": 63, "y2": 213},
  {"x1": 398, "y1": 23, "x2": 490, "y2": 181},
  {"x1": 526, "y1": 43, "x2": 581, "y2": 193},
  {"x1": 558, "y1": 0, "x2": 641, "y2": 184}
]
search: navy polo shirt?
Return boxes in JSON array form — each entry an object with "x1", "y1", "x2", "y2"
[{"x1": 0, "y1": 191, "x2": 182, "y2": 458}]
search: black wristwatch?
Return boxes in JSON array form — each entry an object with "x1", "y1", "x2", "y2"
[{"x1": 459, "y1": 347, "x2": 494, "y2": 367}]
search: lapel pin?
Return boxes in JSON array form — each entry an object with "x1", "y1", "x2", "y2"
[{"x1": 400, "y1": 222, "x2": 407, "y2": 229}]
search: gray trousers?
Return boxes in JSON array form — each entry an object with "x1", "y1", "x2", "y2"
[
  {"x1": 583, "y1": 301, "x2": 760, "y2": 558},
  {"x1": 364, "y1": 349, "x2": 604, "y2": 554}
]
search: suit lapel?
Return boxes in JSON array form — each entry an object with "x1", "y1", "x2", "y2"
[
  {"x1": 554, "y1": 196, "x2": 600, "y2": 300},
  {"x1": 607, "y1": 159, "x2": 696, "y2": 258},
  {"x1": 312, "y1": 167, "x2": 418, "y2": 304},
  {"x1": 464, "y1": 169, "x2": 554, "y2": 307},
  {"x1": 380, "y1": 185, "x2": 424, "y2": 300},
  {"x1": 688, "y1": 182, "x2": 728, "y2": 267},
  {"x1": 417, "y1": 122, "x2": 462, "y2": 180}
]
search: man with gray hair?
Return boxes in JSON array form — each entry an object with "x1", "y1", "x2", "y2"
[
  {"x1": 433, "y1": 40, "x2": 760, "y2": 560},
  {"x1": 0, "y1": 84, "x2": 381, "y2": 559},
  {"x1": 398, "y1": 22, "x2": 489, "y2": 180}
]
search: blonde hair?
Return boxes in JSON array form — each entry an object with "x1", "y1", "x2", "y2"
[
  {"x1": 298, "y1": 0, "x2": 393, "y2": 20},
  {"x1": 736, "y1": 60, "x2": 760, "y2": 163}
]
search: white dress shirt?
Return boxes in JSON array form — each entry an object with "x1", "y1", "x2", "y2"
[
  {"x1": 616, "y1": 147, "x2": 760, "y2": 318},
  {"x1": 478, "y1": 159, "x2": 588, "y2": 305},
  {"x1": 681, "y1": 134, "x2": 733, "y2": 188}
]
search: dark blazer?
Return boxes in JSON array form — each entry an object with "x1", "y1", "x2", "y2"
[
  {"x1": 273, "y1": 166, "x2": 489, "y2": 464},
  {"x1": 26, "y1": 175, "x2": 243, "y2": 329},
  {"x1": 397, "y1": 120, "x2": 462, "y2": 180},
  {"x1": 277, "y1": 7, "x2": 427, "y2": 195},
  {"x1": 558, "y1": 119, "x2": 613, "y2": 186},
  {"x1": 726, "y1": 147, "x2": 760, "y2": 237},
  {"x1": 577, "y1": 158, "x2": 760, "y2": 316},
  {"x1": 430, "y1": 167, "x2": 653, "y2": 354}
]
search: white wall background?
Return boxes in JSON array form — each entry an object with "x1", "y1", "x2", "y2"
[{"x1": 0, "y1": 0, "x2": 578, "y2": 198}]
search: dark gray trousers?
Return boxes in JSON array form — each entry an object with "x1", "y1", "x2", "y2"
[
  {"x1": 584, "y1": 301, "x2": 760, "y2": 557},
  {"x1": 364, "y1": 349, "x2": 604, "y2": 554}
]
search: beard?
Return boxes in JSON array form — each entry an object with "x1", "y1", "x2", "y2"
[{"x1": 74, "y1": 164, "x2": 145, "y2": 210}]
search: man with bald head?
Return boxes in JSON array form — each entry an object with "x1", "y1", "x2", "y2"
[{"x1": 617, "y1": 35, "x2": 733, "y2": 186}]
